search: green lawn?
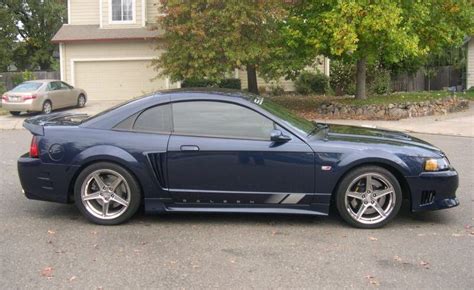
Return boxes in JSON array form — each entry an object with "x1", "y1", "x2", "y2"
[{"x1": 269, "y1": 90, "x2": 474, "y2": 114}]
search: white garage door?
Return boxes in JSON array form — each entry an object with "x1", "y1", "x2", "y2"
[{"x1": 75, "y1": 60, "x2": 168, "y2": 100}]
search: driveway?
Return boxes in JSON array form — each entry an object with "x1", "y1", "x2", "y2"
[{"x1": 0, "y1": 131, "x2": 472, "y2": 288}]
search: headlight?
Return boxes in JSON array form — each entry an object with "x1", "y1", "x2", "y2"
[{"x1": 424, "y1": 157, "x2": 450, "y2": 171}]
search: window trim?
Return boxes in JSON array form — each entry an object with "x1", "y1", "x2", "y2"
[
  {"x1": 170, "y1": 100, "x2": 277, "y2": 142},
  {"x1": 109, "y1": 0, "x2": 136, "y2": 24}
]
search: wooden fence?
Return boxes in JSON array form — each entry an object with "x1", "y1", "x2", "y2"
[
  {"x1": 391, "y1": 65, "x2": 463, "y2": 92},
  {"x1": 0, "y1": 71, "x2": 60, "y2": 91}
]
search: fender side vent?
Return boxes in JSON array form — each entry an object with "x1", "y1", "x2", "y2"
[{"x1": 421, "y1": 190, "x2": 436, "y2": 205}]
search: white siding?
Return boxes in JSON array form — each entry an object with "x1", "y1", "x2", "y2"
[
  {"x1": 467, "y1": 38, "x2": 474, "y2": 90},
  {"x1": 147, "y1": 0, "x2": 161, "y2": 24},
  {"x1": 69, "y1": 0, "x2": 100, "y2": 25}
]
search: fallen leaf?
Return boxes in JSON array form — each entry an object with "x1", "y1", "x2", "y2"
[
  {"x1": 420, "y1": 260, "x2": 430, "y2": 269},
  {"x1": 90, "y1": 231, "x2": 98, "y2": 235},
  {"x1": 41, "y1": 267, "x2": 54, "y2": 278},
  {"x1": 393, "y1": 256, "x2": 402, "y2": 262},
  {"x1": 47, "y1": 230, "x2": 55, "y2": 235},
  {"x1": 69, "y1": 276, "x2": 77, "y2": 282},
  {"x1": 368, "y1": 237, "x2": 378, "y2": 241},
  {"x1": 365, "y1": 275, "x2": 379, "y2": 286},
  {"x1": 470, "y1": 231, "x2": 474, "y2": 236}
]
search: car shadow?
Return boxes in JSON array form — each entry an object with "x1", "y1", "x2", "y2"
[{"x1": 27, "y1": 199, "x2": 455, "y2": 229}]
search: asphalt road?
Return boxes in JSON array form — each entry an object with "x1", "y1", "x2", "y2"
[{"x1": 0, "y1": 130, "x2": 472, "y2": 289}]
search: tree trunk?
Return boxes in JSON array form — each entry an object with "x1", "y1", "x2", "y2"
[
  {"x1": 246, "y1": 64, "x2": 259, "y2": 95},
  {"x1": 355, "y1": 57, "x2": 367, "y2": 99}
]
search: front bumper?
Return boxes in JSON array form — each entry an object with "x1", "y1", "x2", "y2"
[
  {"x1": 406, "y1": 169, "x2": 459, "y2": 212},
  {"x1": 18, "y1": 153, "x2": 79, "y2": 203}
]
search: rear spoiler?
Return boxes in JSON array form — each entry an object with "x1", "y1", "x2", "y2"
[{"x1": 23, "y1": 112, "x2": 89, "y2": 136}]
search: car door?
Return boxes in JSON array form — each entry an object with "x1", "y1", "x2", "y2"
[
  {"x1": 46, "y1": 81, "x2": 63, "y2": 108},
  {"x1": 166, "y1": 100, "x2": 315, "y2": 206},
  {"x1": 60, "y1": 81, "x2": 78, "y2": 107}
]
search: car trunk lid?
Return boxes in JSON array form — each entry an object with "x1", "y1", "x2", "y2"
[{"x1": 23, "y1": 112, "x2": 89, "y2": 135}]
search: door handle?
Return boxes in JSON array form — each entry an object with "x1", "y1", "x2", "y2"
[{"x1": 180, "y1": 145, "x2": 200, "y2": 152}]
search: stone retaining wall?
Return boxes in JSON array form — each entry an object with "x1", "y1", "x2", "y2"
[{"x1": 315, "y1": 96, "x2": 469, "y2": 120}]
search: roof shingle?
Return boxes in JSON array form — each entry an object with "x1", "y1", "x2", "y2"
[{"x1": 52, "y1": 25, "x2": 164, "y2": 43}]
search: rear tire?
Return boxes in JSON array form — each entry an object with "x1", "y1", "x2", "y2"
[
  {"x1": 42, "y1": 101, "x2": 52, "y2": 114},
  {"x1": 74, "y1": 162, "x2": 141, "y2": 225},
  {"x1": 10, "y1": 111, "x2": 21, "y2": 116},
  {"x1": 77, "y1": 94, "x2": 86, "y2": 108},
  {"x1": 335, "y1": 166, "x2": 402, "y2": 229}
]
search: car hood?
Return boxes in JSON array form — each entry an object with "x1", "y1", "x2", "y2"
[{"x1": 313, "y1": 123, "x2": 443, "y2": 156}]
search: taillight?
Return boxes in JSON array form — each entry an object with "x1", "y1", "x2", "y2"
[
  {"x1": 30, "y1": 136, "x2": 39, "y2": 158},
  {"x1": 23, "y1": 95, "x2": 37, "y2": 101},
  {"x1": 1, "y1": 95, "x2": 7, "y2": 101}
]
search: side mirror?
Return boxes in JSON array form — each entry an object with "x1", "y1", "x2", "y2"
[{"x1": 270, "y1": 129, "x2": 291, "y2": 143}]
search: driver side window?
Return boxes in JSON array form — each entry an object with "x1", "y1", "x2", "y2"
[{"x1": 172, "y1": 101, "x2": 275, "y2": 140}]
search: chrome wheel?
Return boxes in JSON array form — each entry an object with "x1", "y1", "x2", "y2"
[
  {"x1": 81, "y1": 169, "x2": 131, "y2": 220},
  {"x1": 344, "y1": 173, "x2": 396, "y2": 225}
]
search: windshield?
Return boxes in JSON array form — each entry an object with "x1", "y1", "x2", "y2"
[
  {"x1": 11, "y1": 82, "x2": 43, "y2": 93},
  {"x1": 251, "y1": 96, "x2": 316, "y2": 135}
]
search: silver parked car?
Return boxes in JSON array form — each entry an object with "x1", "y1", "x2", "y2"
[{"x1": 1, "y1": 80, "x2": 87, "y2": 115}]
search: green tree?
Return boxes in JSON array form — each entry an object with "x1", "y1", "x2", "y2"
[
  {"x1": 290, "y1": 0, "x2": 474, "y2": 99},
  {"x1": 3, "y1": 0, "x2": 66, "y2": 71},
  {"x1": 0, "y1": 3, "x2": 16, "y2": 71},
  {"x1": 153, "y1": 0, "x2": 287, "y2": 94}
]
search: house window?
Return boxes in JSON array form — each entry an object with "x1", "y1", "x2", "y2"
[{"x1": 111, "y1": 0, "x2": 134, "y2": 22}]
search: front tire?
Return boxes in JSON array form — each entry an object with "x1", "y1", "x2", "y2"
[
  {"x1": 10, "y1": 111, "x2": 21, "y2": 116},
  {"x1": 335, "y1": 166, "x2": 402, "y2": 229},
  {"x1": 74, "y1": 162, "x2": 141, "y2": 225}
]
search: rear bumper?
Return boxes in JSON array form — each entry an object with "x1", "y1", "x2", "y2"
[
  {"x1": 18, "y1": 153, "x2": 79, "y2": 203},
  {"x1": 2, "y1": 100, "x2": 41, "y2": 112},
  {"x1": 406, "y1": 169, "x2": 459, "y2": 212}
]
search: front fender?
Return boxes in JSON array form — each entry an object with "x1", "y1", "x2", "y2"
[{"x1": 315, "y1": 149, "x2": 414, "y2": 195}]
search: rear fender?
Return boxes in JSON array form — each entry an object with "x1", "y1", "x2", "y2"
[{"x1": 70, "y1": 145, "x2": 161, "y2": 199}]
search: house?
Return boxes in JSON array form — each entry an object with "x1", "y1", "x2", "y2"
[
  {"x1": 53, "y1": 0, "x2": 329, "y2": 100},
  {"x1": 467, "y1": 36, "x2": 474, "y2": 90}
]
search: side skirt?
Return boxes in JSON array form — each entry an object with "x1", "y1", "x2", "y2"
[{"x1": 144, "y1": 198, "x2": 329, "y2": 216}]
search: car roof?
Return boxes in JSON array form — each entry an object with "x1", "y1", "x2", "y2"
[
  {"x1": 24, "y1": 79, "x2": 61, "y2": 84},
  {"x1": 157, "y1": 88, "x2": 256, "y2": 100}
]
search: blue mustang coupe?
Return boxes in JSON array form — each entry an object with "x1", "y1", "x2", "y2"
[{"x1": 18, "y1": 89, "x2": 459, "y2": 228}]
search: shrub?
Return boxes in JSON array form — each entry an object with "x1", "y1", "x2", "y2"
[
  {"x1": 267, "y1": 83, "x2": 285, "y2": 96},
  {"x1": 295, "y1": 71, "x2": 330, "y2": 95},
  {"x1": 181, "y1": 78, "x2": 217, "y2": 88},
  {"x1": 368, "y1": 67, "x2": 391, "y2": 95},
  {"x1": 330, "y1": 60, "x2": 355, "y2": 96},
  {"x1": 218, "y1": 78, "x2": 241, "y2": 90}
]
